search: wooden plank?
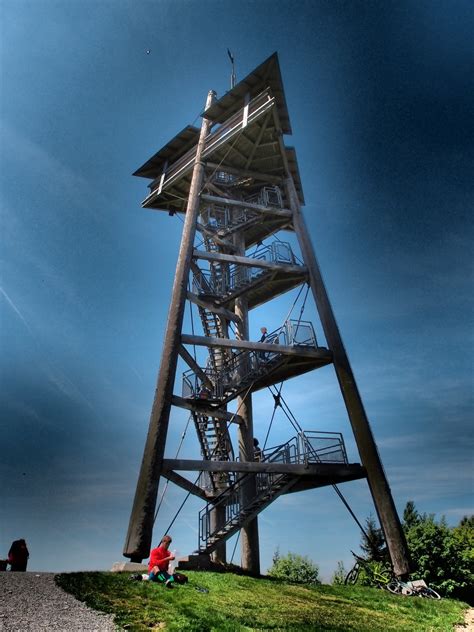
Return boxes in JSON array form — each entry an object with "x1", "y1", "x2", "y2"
[
  {"x1": 181, "y1": 333, "x2": 332, "y2": 359},
  {"x1": 242, "y1": 93, "x2": 250, "y2": 128},
  {"x1": 193, "y1": 249, "x2": 307, "y2": 275},
  {"x1": 157, "y1": 160, "x2": 168, "y2": 195}
]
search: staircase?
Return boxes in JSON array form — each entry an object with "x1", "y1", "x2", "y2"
[
  {"x1": 192, "y1": 411, "x2": 232, "y2": 461},
  {"x1": 200, "y1": 200, "x2": 262, "y2": 240},
  {"x1": 198, "y1": 441, "x2": 300, "y2": 554},
  {"x1": 196, "y1": 306, "x2": 227, "y2": 373}
]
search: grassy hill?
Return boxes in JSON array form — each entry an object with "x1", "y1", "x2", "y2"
[{"x1": 56, "y1": 571, "x2": 469, "y2": 631}]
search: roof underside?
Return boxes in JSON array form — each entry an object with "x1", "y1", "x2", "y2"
[
  {"x1": 134, "y1": 53, "x2": 304, "y2": 212},
  {"x1": 133, "y1": 125, "x2": 200, "y2": 179},
  {"x1": 204, "y1": 52, "x2": 292, "y2": 135}
]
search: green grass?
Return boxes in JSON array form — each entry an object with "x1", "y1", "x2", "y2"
[{"x1": 55, "y1": 571, "x2": 469, "y2": 632}]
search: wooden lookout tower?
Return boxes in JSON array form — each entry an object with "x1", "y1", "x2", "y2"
[{"x1": 124, "y1": 53, "x2": 411, "y2": 577}]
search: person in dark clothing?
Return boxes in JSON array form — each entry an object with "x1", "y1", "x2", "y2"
[
  {"x1": 258, "y1": 326, "x2": 268, "y2": 363},
  {"x1": 8, "y1": 539, "x2": 29, "y2": 572},
  {"x1": 253, "y1": 438, "x2": 263, "y2": 461}
]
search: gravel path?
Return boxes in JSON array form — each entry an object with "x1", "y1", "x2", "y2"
[{"x1": 0, "y1": 573, "x2": 118, "y2": 631}]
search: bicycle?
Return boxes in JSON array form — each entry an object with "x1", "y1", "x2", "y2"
[
  {"x1": 386, "y1": 577, "x2": 441, "y2": 599},
  {"x1": 345, "y1": 551, "x2": 441, "y2": 599},
  {"x1": 344, "y1": 551, "x2": 392, "y2": 589}
]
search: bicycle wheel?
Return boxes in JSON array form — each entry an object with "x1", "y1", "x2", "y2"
[
  {"x1": 387, "y1": 579, "x2": 413, "y2": 596},
  {"x1": 418, "y1": 586, "x2": 441, "y2": 599},
  {"x1": 344, "y1": 566, "x2": 360, "y2": 585},
  {"x1": 386, "y1": 580, "x2": 403, "y2": 595}
]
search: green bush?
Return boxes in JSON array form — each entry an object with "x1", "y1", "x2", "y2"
[
  {"x1": 268, "y1": 549, "x2": 320, "y2": 585},
  {"x1": 404, "y1": 507, "x2": 474, "y2": 603}
]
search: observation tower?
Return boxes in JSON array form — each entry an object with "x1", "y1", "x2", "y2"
[{"x1": 124, "y1": 53, "x2": 410, "y2": 577}]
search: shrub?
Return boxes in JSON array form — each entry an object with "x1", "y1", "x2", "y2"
[{"x1": 268, "y1": 549, "x2": 320, "y2": 585}]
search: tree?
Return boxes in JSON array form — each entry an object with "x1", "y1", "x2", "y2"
[
  {"x1": 332, "y1": 560, "x2": 346, "y2": 585},
  {"x1": 402, "y1": 503, "x2": 474, "y2": 603},
  {"x1": 360, "y1": 514, "x2": 387, "y2": 562},
  {"x1": 403, "y1": 500, "x2": 420, "y2": 529},
  {"x1": 451, "y1": 515, "x2": 474, "y2": 603},
  {"x1": 268, "y1": 550, "x2": 320, "y2": 585},
  {"x1": 458, "y1": 515, "x2": 474, "y2": 529}
]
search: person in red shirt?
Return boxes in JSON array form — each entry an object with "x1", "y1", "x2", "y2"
[{"x1": 148, "y1": 535, "x2": 187, "y2": 588}]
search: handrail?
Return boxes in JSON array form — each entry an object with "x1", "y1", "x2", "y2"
[
  {"x1": 197, "y1": 429, "x2": 348, "y2": 549},
  {"x1": 144, "y1": 89, "x2": 275, "y2": 205},
  {"x1": 182, "y1": 319, "x2": 319, "y2": 402},
  {"x1": 192, "y1": 241, "x2": 298, "y2": 296}
]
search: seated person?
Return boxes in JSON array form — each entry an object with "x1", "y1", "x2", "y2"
[{"x1": 148, "y1": 535, "x2": 187, "y2": 588}]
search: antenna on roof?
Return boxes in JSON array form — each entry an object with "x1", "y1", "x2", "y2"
[{"x1": 227, "y1": 49, "x2": 236, "y2": 89}]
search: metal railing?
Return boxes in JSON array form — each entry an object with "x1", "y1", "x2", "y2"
[
  {"x1": 182, "y1": 319, "x2": 319, "y2": 401},
  {"x1": 192, "y1": 241, "x2": 297, "y2": 297},
  {"x1": 244, "y1": 185, "x2": 283, "y2": 208},
  {"x1": 144, "y1": 89, "x2": 275, "y2": 205},
  {"x1": 200, "y1": 203, "x2": 260, "y2": 233},
  {"x1": 262, "y1": 431, "x2": 348, "y2": 466},
  {"x1": 198, "y1": 430, "x2": 348, "y2": 549},
  {"x1": 200, "y1": 185, "x2": 283, "y2": 233}
]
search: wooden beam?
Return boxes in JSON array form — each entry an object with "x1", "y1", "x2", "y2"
[
  {"x1": 202, "y1": 180, "x2": 231, "y2": 198},
  {"x1": 228, "y1": 143, "x2": 248, "y2": 162},
  {"x1": 177, "y1": 345, "x2": 213, "y2": 389},
  {"x1": 245, "y1": 112, "x2": 272, "y2": 169},
  {"x1": 204, "y1": 162, "x2": 282, "y2": 184},
  {"x1": 200, "y1": 193, "x2": 292, "y2": 218},
  {"x1": 186, "y1": 291, "x2": 242, "y2": 324},
  {"x1": 162, "y1": 458, "x2": 363, "y2": 476},
  {"x1": 195, "y1": 222, "x2": 237, "y2": 252},
  {"x1": 181, "y1": 333, "x2": 332, "y2": 359},
  {"x1": 193, "y1": 249, "x2": 306, "y2": 275},
  {"x1": 171, "y1": 395, "x2": 243, "y2": 424},
  {"x1": 162, "y1": 470, "x2": 209, "y2": 501},
  {"x1": 123, "y1": 90, "x2": 217, "y2": 562}
]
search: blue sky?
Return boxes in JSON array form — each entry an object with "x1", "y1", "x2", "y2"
[{"x1": 1, "y1": 0, "x2": 473, "y2": 581}]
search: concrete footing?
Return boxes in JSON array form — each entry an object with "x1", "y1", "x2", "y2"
[
  {"x1": 110, "y1": 562, "x2": 148, "y2": 573},
  {"x1": 176, "y1": 554, "x2": 213, "y2": 571}
]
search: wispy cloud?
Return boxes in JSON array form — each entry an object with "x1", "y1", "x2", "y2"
[
  {"x1": 0, "y1": 121, "x2": 110, "y2": 217},
  {"x1": 0, "y1": 285, "x2": 33, "y2": 334}
]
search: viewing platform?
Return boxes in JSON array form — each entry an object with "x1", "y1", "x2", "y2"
[
  {"x1": 192, "y1": 241, "x2": 307, "y2": 309},
  {"x1": 198, "y1": 187, "x2": 293, "y2": 248},
  {"x1": 181, "y1": 320, "x2": 332, "y2": 406},
  {"x1": 180, "y1": 431, "x2": 365, "y2": 554}
]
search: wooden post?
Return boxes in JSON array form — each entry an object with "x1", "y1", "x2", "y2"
[
  {"x1": 123, "y1": 90, "x2": 216, "y2": 561},
  {"x1": 286, "y1": 177, "x2": 411, "y2": 577},
  {"x1": 210, "y1": 309, "x2": 229, "y2": 565},
  {"x1": 233, "y1": 231, "x2": 260, "y2": 575},
  {"x1": 210, "y1": 504, "x2": 227, "y2": 564}
]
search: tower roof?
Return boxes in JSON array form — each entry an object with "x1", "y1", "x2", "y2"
[
  {"x1": 134, "y1": 125, "x2": 200, "y2": 179},
  {"x1": 133, "y1": 53, "x2": 304, "y2": 211},
  {"x1": 204, "y1": 52, "x2": 292, "y2": 135}
]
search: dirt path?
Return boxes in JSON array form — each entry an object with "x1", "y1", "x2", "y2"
[
  {"x1": 455, "y1": 608, "x2": 474, "y2": 631},
  {"x1": 0, "y1": 572, "x2": 117, "y2": 631}
]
